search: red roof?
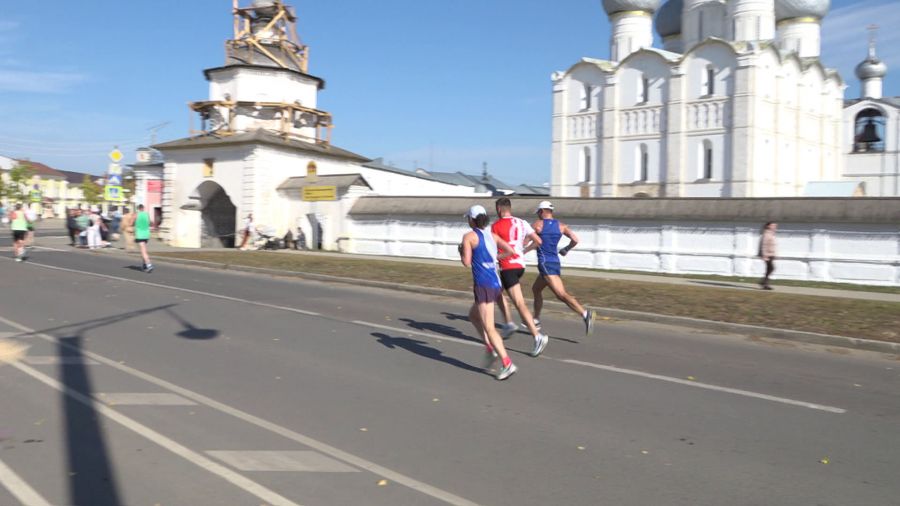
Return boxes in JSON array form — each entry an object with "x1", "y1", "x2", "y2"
[{"x1": 15, "y1": 159, "x2": 67, "y2": 179}]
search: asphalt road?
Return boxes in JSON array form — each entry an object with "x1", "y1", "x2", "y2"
[{"x1": 0, "y1": 237, "x2": 899, "y2": 506}]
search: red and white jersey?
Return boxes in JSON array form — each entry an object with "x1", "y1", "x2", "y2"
[{"x1": 491, "y1": 216, "x2": 535, "y2": 270}]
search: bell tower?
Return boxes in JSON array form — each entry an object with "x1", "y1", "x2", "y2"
[{"x1": 188, "y1": 0, "x2": 334, "y2": 144}]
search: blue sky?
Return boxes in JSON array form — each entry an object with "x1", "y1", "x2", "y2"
[{"x1": 1, "y1": 0, "x2": 898, "y2": 185}]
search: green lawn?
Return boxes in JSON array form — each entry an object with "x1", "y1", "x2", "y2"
[{"x1": 157, "y1": 251, "x2": 900, "y2": 344}]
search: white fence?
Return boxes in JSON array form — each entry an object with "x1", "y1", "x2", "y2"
[{"x1": 341, "y1": 197, "x2": 900, "y2": 286}]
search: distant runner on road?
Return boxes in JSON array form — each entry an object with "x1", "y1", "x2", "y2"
[
  {"x1": 491, "y1": 197, "x2": 549, "y2": 357},
  {"x1": 459, "y1": 204, "x2": 518, "y2": 380},
  {"x1": 9, "y1": 204, "x2": 31, "y2": 262},
  {"x1": 130, "y1": 204, "x2": 154, "y2": 273},
  {"x1": 531, "y1": 201, "x2": 594, "y2": 335}
]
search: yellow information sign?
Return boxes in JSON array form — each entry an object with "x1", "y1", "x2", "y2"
[{"x1": 302, "y1": 185, "x2": 337, "y2": 201}]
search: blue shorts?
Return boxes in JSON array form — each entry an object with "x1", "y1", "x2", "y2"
[
  {"x1": 473, "y1": 285, "x2": 502, "y2": 304},
  {"x1": 538, "y1": 261, "x2": 561, "y2": 277}
]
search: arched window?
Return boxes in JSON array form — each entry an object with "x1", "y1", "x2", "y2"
[
  {"x1": 701, "y1": 140, "x2": 714, "y2": 179},
  {"x1": 638, "y1": 144, "x2": 649, "y2": 182},
  {"x1": 581, "y1": 83, "x2": 592, "y2": 111},
  {"x1": 853, "y1": 108, "x2": 886, "y2": 153},
  {"x1": 581, "y1": 147, "x2": 592, "y2": 183}
]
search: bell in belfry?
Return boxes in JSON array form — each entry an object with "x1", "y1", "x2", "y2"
[{"x1": 857, "y1": 119, "x2": 882, "y2": 144}]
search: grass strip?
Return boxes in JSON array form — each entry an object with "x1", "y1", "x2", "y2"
[{"x1": 157, "y1": 251, "x2": 900, "y2": 344}]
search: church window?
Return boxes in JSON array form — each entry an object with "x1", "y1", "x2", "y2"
[
  {"x1": 642, "y1": 77, "x2": 650, "y2": 103},
  {"x1": 853, "y1": 108, "x2": 886, "y2": 153},
  {"x1": 581, "y1": 147, "x2": 592, "y2": 183},
  {"x1": 639, "y1": 144, "x2": 649, "y2": 182},
  {"x1": 702, "y1": 140, "x2": 714, "y2": 179},
  {"x1": 703, "y1": 66, "x2": 715, "y2": 96},
  {"x1": 698, "y1": 12, "x2": 704, "y2": 40},
  {"x1": 581, "y1": 84, "x2": 592, "y2": 111}
]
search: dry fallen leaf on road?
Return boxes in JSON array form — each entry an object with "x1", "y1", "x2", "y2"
[
  {"x1": 377, "y1": 479, "x2": 388, "y2": 486},
  {"x1": 359, "y1": 428, "x2": 368, "y2": 432},
  {"x1": 641, "y1": 450, "x2": 649, "y2": 455},
  {"x1": 820, "y1": 458, "x2": 830, "y2": 464},
  {"x1": 432, "y1": 398, "x2": 440, "y2": 402},
  {"x1": 577, "y1": 446, "x2": 586, "y2": 451},
  {"x1": 687, "y1": 376, "x2": 696, "y2": 381},
  {"x1": 0, "y1": 341, "x2": 28, "y2": 364}
]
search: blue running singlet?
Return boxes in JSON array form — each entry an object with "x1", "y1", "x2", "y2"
[
  {"x1": 471, "y1": 228, "x2": 501, "y2": 289},
  {"x1": 537, "y1": 219, "x2": 562, "y2": 276}
]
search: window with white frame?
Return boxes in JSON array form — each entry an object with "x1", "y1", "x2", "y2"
[
  {"x1": 637, "y1": 144, "x2": 649, "y2": 182},
  {"x1": 701, "y1": 140, "x2": 714, "y2": 179},
  {"x1": 581, "y1": 147, "x2": 592, "y2": 182},
  {"x1": 581, "y1": 83, "x2": 592, "y2": 111}
]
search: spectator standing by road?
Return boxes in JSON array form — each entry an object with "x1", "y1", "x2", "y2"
[
  {"x1": 122, "y1": 208, "x2": 135, "y2": 251},
  {"x1": 75, "y1": 208, "x2": 90, "y2": 247},
  {"x1": 87, "y1": 208, "x2": 103, "y2": 250},
  {"x1": 66, "y1": 208, "x2": 79, "y2": 246},
  {"x1": 759, "y1": 222, "x2": 778, "y2": 290},
  {"x1": 239, "y1": 213, "x2": 254, "y2": 250}
]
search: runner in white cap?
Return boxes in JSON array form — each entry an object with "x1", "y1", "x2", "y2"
[
  {"x1": 491, "y1": 197, "x2": 549, "y2": 356},
  {"x1": 459, "y1": 204, "x2": 519, "y2": 380},
  {"x1": 531, "y1": 201, "x2": 594, "y2": 335}
]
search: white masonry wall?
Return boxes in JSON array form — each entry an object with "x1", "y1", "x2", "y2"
[{"x1": 342, "y1": 198, "x2": 900, "y2": 286}]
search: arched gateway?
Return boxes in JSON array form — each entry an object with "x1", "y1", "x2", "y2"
[{"x1": 190, "y1": 181, "x2": 236, "y2": 248}]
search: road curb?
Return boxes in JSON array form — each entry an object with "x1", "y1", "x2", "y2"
[{"x1": 145, "y1": 254, "x2": 900, "y2": 356}]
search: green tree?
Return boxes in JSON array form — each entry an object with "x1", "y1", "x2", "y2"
[
  {"x1": 80, "y1": 174, "x2": 103, "y2": 206},
  {"x1": 6, "y1": 163, "x2": 34, "y2": 202}
]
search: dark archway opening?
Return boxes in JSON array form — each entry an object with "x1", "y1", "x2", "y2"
[
  {"x1": 854, "y1": 108, "x2": 886, "y2": 153},
  {"x1": 193, "y1": 181, "x2": 237, "y2": 248}
]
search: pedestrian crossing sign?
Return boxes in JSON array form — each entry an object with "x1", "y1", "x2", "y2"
[
  {"x1": 104, "y1": 186, "x2": 123, "y2": 201},
  {"x1": 107, "y1": 174, "x2": 122, "y2": 186}
]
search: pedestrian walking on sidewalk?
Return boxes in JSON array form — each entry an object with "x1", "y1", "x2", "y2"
[
  {"x1": 239, "y1": 213, "x2": 254, "y2": 250},
  {"x1": 66, "y1": 208, "x2": 79, "y2": 246},
  {"x1": 9, "y1": 204, "x2": 31, "y2": 261},
  {"x1": 531, "y1": 201, "x2": 594, "y2": 335},
  {"x1": 491, "y1": 197, "x2": 549, "y2": 357},
  {"x1": 459, "y1": 204, "x2": 518, "y2": 380},
  {"x1": 130, "y1": 204, "x2": 154, "y2": 272},
  {"x1": 759, "y1": 222, "x2": 777, "y2": 290}
]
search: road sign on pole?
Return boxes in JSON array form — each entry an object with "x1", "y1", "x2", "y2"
[
  {"x1": 109, "y1": 148, "x2": 124, "y2": 163},
  {"x1": 302, "y1": 186, "x2": 337, "y2": 201}
]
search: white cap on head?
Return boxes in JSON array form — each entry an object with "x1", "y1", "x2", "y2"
[
  {"x1": 535, "y1": 200, "x2": 554, "y2": 212},
  {"x1": 465, "y1": 204, "x2": 487, "y2": 219}
]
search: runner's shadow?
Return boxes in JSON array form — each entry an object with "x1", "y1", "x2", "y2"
[
  {"x1": 441, "y1": 312, "x2": 579, "y2": 344},
  {"x1": 123, "y1": 266, "x2": 146, "y2": 272},
  {"x1": 373, "y1": 333, "x2": 488, "y2": 375},
  {"x1": 397, "y1": 318, "x2": 478, "y2": 343},
  {"x1": 690, "y1": 280, "x2": 756, "y2": 290}
]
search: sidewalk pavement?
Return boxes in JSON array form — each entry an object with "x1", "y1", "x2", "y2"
[{"x1": 34, "y1": 232, "x2": 900, "y2": 304}]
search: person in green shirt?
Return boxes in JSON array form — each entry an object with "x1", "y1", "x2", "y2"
[
  {"x1": 129, "y1": 204, "x2": 154, "y2": 272},
  {"x1": 9, "y1": 204, "x2": 31, "y2": 261}
]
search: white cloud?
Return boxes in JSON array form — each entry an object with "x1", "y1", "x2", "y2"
[
  {"x1": 0, "y1": 69, "x2": 87, "y2": 93},
  {"x1": 822, "y1": 0, "x2": 900, "y2": 87}
]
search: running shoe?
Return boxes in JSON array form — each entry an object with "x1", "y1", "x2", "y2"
[
  {"x1": 145, "y1": 263, "x2": 154, "y2": 273},
  {"x1": 522, "y1": 318, "x2": 541, "y2": 331},
  {"x1": 15, "y1": 257, "x2": 22, "y2": 262},
  {"x1": 583, "y1": 309, "x2": 594, "y2": 335},
  {"x1": 500, "y1": 322, "x2": 517, "y2": 339},
  {"x1": 531, "y1": 333, "x2": 549, "y2": 357},
  {"x1": 496, "y1": 362, "x2": 518, "y2": 381}
]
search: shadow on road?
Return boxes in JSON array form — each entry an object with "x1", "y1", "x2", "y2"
[
  {"x1": 58, "y1": 335, "x2": 123, "y2": 506},
  {"x1": 690, "y1": 280, "x2": 756, "y2": 290},
  {"x1": 373, "y1": 332, "x2": 488, "y2": 375},
  {"x1": 441, "y1": 311, "x2": 579, "y2": 344},
  {"x1": 398, "y1": 317, "x2": 479, "y2": 343},
  {"x1": 13, "y1": 304, "x2": 223, "y2": 504}
]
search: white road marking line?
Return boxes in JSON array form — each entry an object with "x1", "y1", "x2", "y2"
[
  {"x1": 95, "y1": 393, "x2": 196, "y2": 406},
  {"x1": 358, "y1": 321, "x2": 847, "y2": 414},
  {"x1": 8, "y1": 359, "x2": 303, "y2": 506},
  {"x1": 0, "y1": 315, "x2": 482, "y2": 506},
  {"x1": 562, "y1": 359, "x2": 846, "y2": 414},
  {"x1": 22, "y1": 356, "x2": 99, "y2": 365},
  {"x1": 0, "y1": 457, "x2": 52, "y2": 506},
  {"x1": 14, "y1": 260, "x2": 320, "y2": 316},
  {"x1": 207, "y1": 451, "x2": 358, "y2": 473},
  {"x1": 7, "y1": 260, "x2": 848, "y2": 416}
]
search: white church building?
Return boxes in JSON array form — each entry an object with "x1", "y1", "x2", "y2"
[
  {"x1": 552, "y1": 0, "x2": 898, "y2": 198},
  {"x1": 155, "y1": 0, "x2": 487, "y2": 249}
]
